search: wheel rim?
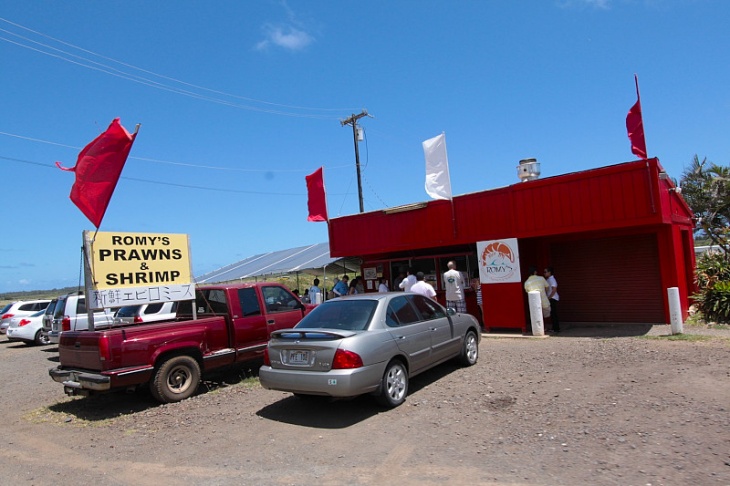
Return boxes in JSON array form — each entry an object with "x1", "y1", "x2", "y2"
[
  {"x1": 385, "y1": 364, "x2": 407, "y2": 402},
  {"x1": 465, "y1": 333, "x2": 478, "y2": 363},
  {"x1": 167, "y1": 365, "x2": 193, "y2": 394}
]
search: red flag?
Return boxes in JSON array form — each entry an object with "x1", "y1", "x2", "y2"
[
  {"x1": 626, "y1": 74, "x2": 647, "y2": 159},
  {"x1": 305, "y1": 167, "x2": 328, "y2": 222},
  {"x1": 56, "y1": 118, "x2": 137, "y2": 228}
]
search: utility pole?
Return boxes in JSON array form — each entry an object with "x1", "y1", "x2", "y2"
[{"x1": 341, "y1": 109, "x2": 371, "y2": 213}]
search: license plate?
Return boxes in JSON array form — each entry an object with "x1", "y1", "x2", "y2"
[{"x1": 288, "y1": 350, "x2": 310, "y2": 365}]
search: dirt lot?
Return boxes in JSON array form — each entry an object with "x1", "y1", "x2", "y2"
[{"x1": 2, "y1": 324, "x2": 729, "y2": 486}]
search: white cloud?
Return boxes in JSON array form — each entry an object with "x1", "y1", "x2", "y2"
[
  {"x1": 256, "y1": 24, "x2": 314, "y2": 52},
  {"x1": 558, "y1": 0, "x2": 612, "y2": 9}
]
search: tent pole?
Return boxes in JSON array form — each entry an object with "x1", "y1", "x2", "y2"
[{"x1": 323, "y1": 265, "x2": 327, "y2": 301}]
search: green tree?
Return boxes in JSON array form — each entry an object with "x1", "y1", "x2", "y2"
[{"x1": 680, "y1": 155, "x2": 730, "y2": 257}]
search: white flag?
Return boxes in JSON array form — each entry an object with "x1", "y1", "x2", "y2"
[{"x1": 422, "y1": 133, "x2": 452, "y2": 200}]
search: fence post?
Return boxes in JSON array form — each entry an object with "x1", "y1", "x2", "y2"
[
  {"x1": 528, "y1": 290, "x2": 545, "y2": 336},
  {"x1": 668, "y1": 287, "x2": 683, "y2": 335}
]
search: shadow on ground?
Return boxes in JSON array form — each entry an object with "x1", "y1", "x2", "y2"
[
  {"x1": 46, "y1": 364, "x2": 261, "y2": 422},
  {"x1": 488, "y1": 323, "x2": 658, "y2": 338},
  {"x1": 256, "y1": 360, "x2": 462, "y2": 428}
]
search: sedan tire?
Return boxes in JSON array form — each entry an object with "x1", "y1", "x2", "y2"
[
  {"x1": 376, "y1": 360, "x2": 408, "y2": 408},
  {"x1": 458, "y1": 330, "x2": 479, "y2": 366},
  {"x1": 34, "y1": 329, "x2": 50, "y2": 346}
]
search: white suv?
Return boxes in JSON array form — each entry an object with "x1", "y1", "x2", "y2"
[{"x1": 48, "y1": 292, "x2": 114, "y2": 344}]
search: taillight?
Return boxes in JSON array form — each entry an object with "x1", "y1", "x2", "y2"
[
  {"x1": 18, "y1": 319, "x2": 31, "y2": 327},
  {"x1": 134, "y1": 316, "x2": 144, "y2": 324},
  {"x1": 1, "y1": 313, "x2": 14, "y2": 320},
  {"x1": 263, "y1": 347, "x2": 270, "y2": 366},
  {"x1": 98, "y1": 336, "x2": 111, "y2": 362},
  {"x1": 332, "y1": 349, "x2": 363, "y2": 369},
  {"x1": 62, "y1": 316, "x2": 71, "y2": 332}
]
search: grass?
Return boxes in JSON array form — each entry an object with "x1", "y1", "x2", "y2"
[{"x1": 640, "y1": 333, "x2": 714, "y2": 342}]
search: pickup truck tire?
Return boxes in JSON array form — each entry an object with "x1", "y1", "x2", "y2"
[{"x1": 150, "y1": 356, "x2": 201, "y2": 403}]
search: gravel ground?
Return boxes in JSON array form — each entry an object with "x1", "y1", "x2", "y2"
[{"x1": 1, "y1": 323, "x2": 729, "y2": 486}]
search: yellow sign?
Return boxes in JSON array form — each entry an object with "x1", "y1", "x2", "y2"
[
  {"x1": 85, "y1": 231, "x2": 195, "y2": 309},
  {"x1": 91, "y1": 231, "x2": 192, "y2": 289}
]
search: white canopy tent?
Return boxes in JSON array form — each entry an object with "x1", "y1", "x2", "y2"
[{"x1": 195, "y1": 243, "x2": 361, "y2": 290}]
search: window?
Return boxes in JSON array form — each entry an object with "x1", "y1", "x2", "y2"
[
  {"x1": 196, "y1": 289, "x2": 229, "y2": 315},
  {"x1": 238, "y1": 288, "x2": 262, "y2": 317},
  {"x1": 386, "y1": 296, "x2": 420, "y2": 326},
  {"x1": 409, "y1": 294, "x2": 446, "y2": 320},
  {"x1": 77, "y1": 298, "x2": 87, "y2": 314},
  {"x1": 144, "y1": 303, "x2": 164, "y2": 314},
  {"x1": 261, "y1": 286, "x2": 298, "y2": 313},
  {"x1": 296, "y1": 300, "x2": 377, "y2": 331}
]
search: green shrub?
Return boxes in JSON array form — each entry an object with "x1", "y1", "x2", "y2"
[{"x1": 694, "y1": 251, "x2": 730, "y2": 322}]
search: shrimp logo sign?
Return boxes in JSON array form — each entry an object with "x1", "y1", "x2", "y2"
[{"x1": 476, "y1": 238, "x2": 521, "y2": 284}]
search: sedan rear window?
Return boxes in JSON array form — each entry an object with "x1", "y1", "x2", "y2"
[{"x1": 296, "y1": 300, "x2": 377, "y2": 331}]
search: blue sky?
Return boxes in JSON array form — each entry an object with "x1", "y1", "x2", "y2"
[{"x1": 1, "y1": 0, "x2": 728, "y2": 293}]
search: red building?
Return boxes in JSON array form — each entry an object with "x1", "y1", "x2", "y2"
[{"x1": 327, "y1": 158, "x2": 695, "y2": 332}]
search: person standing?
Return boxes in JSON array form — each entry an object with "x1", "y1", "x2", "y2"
[
  {"x1": 544, "y1": 267, "x2": 560, "y2": 333},
  {"x1": 398, "y1": 267, "x2": 417, "y2": 292},
  {"x1": 348, "y1": 276, "x2": 360, "y2": 295},
  {"x1": 333, "y1": 275, "x2": 349, "y2": 297},
  {"x1": 443, "y1": 261, "x2": 467, "y2": 312},
  {"x1": 410, "y1": 272, "x2": 437, "y2": 300},
  {"x1": 524, "y1": 266, "x2": 550, "y2": 319},
  {"x1": 470, "y1": 277, "x2": 483, "y2": 326},
  {"x1": 309, "y1": 278, "x2": 322, "y2": 304},
  {"x1": 378, "y1": 279, "x2": 389, "y2": 293}
]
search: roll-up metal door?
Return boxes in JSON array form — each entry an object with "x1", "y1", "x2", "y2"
[{"x1": 550, "y1": 234, "x2": 664, "y2": 323}]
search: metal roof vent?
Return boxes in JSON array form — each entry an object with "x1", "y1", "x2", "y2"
[{"x1": 517, "y1": 158, "x2": 540, "y2": 182}]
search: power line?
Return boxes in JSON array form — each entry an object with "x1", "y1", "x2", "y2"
[
  {"x1": 0, "y1": 130, "x2": 351, "y2": 173},
  {"x1": 0, "y1": 17, "x2": 357, "y2": 119},
  {"x1": 0, "y1": 155, "x2": 350, "y2": 197}
]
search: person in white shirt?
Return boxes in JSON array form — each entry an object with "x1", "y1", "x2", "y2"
[
  {"x1": 443, "y1": 261, "x2": 467, "y2": 312},
  {"x1": 410, "y1": 272, "x2": 436, "y2": 300},
  {"x1": 308, "y1": 278, "x2": 322, "y2": 304},
  {"x1": 398, "y1": 267, "x2": 417, "y2": 292},
  {"x1": 544, "y1": 267, "x2": 560, "y2": 333},
  {"x1": 378, "y1": 279, "x2": 389, "y2": 292}
]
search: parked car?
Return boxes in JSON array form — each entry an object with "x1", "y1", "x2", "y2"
[
  {"x1": 259, "y1": 292, "x2": 481, "y2": 407},
  {"x1": 0, "y1": 299, "x2": 51, "y2": 334},
  {"x1": 6, "y1": 309, "x2": 49, "y2": 345},
  {"x1": 113, "y1": 301, "x2": 178, "y2": 326},
  {"x1": 48, "y1": 292, "x2": 114, "y2": 344}
]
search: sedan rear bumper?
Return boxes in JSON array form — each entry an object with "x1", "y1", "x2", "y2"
[{"x1": 259, "y1": 363, "x2": 385, "y2": 398}]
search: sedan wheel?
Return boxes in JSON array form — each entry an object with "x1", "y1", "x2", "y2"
[
  {"x1": 34, "y1": 330, "x2": 50, "y2": 346},
  {"x1": 376, "y1": 360, "x2": 408, "y2": 408},
  {"x1": 459, "y1": 330, "x2": 479, "y2": 366}
]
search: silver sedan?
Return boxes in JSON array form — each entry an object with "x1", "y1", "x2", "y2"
[{"x1": 259, "y1": 292, "x2": 480, "y2": 407}]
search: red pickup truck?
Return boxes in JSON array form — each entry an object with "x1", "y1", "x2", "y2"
[{"x1": 49, "y1": 282, "x2": 314, "y2": 403}]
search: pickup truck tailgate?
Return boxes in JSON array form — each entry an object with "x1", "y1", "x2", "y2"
[{"x1": 58, "y1": 332, "x2": 107, "y2": 371}]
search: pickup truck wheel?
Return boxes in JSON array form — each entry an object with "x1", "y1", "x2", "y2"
[
  {"x1": 150, "y1": 356, "x2": 201, "y2": 403},
  {"x1": 375, "y1": 360, "x2": 408, "y2": 408}
]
